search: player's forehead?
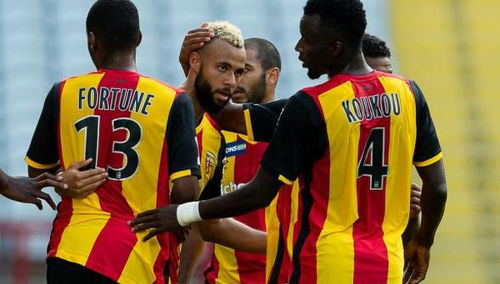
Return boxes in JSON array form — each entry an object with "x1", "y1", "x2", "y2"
[
  {"x1": 203, "y1": 38, "x2": 246, "y2": 69},
  {"x1": 244, "y1": 48, "x2": 262, "y2": 70}
]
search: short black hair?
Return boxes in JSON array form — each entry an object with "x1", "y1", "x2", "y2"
[
  {"x1": 362, "y1": 33, "x2": 391, "y2": 58},
  {"x1": 244, "y1": 38, "x2": 282, "y2": 71},
  {"x1": 86, "y1": 0, "x2": 140, "y2": 51},
  {"x1": 304, "y1": 0, "x2": 367, "y2": 49}
]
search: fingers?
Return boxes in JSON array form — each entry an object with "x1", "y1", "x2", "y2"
[
  {"x1": 143, "y1": 228, "x2": 163, "y2": 242},
  {"x1": 128, "y1": 209, "x2": 157, "y2": 227},
  {"x1": 71, "y1": 167, "x2": 107, "y2": 181},
  {"x1": 34, "y1": 178, "x2": 68, "y2": 191},
  {"x1": 66, "y1": 158, "x2": 93, "y2": 170},
  {"x1": 69, "y1": 177, "x2": 106, "y2": 199},
  {"x1": 411, "y1": 183, "x2": 422, "y2": 192},
  {"x1": 33, "y1": 190, "x2": 57, "y2": 210},
  {"x1": 131, "y1": 221, "x2": 159, "y2": 233},
  {"x1": 33, "y1": 172, "x2": 63, "y2": 183}
]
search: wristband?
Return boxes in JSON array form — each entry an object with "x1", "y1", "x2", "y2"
[{"x1": 176, "y1": 201, "x2": 202, "y2": 226}]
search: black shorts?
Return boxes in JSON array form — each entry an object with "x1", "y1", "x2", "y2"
[{"x1": 46, "y1": 257, "x2": 117, "y2": 284}]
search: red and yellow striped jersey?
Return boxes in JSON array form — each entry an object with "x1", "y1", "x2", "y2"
[
  {"x1": 196, "y1": 113, "x2": 225, "y2": 199},
  {"x1": 205, "y1": 132, "x2": 268, "y2": 284},
  {"x1": 26, "y1": 69, "x2": 200, "y2": 284},
  {"x1": 261, "y1": 71, "x2": 442, "y2": 284}
]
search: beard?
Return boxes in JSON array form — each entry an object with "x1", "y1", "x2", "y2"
[
  {"x1": 244, "y1": 72, "x2": 267, "y2": 104},
  {"x1": 194, "y1": 71, "x2": 231, "y2": 114},
  {"x1": 307, "y1": 67, "x2": 322, "y2": 79}
]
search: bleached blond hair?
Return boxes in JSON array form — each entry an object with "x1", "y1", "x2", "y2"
[{"x1": 205, "y1": 21, "x2": 244, "y2": 48}]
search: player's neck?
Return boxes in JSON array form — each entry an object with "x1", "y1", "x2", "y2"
[
  {"x1": 337, "y1": 51, "x2": 372, "y2": 76},
  {"x1": 98, "y1": 51, "x2": 138, "y2": 72}
]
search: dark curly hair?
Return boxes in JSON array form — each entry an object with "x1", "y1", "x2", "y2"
[
  {"x1": 304, "y1": 0, "x2": 367, "y2": 48},
  {"x1": 362, "y1": 33, "x2": 391, "y2": 58},
  {"x1": 86, "y1": 0, "x2": 140, "y2": 51}
]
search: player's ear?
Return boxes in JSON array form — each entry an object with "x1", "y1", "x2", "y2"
[
  {"x1": 88, "y1": 31, "x2": 97, "y2": 54},
  {"x1": 135, "y1": 30, "x2": 142, "y2": 47},
  {"x1": 266, "y1": 67, "x2": 280, "y2": 87},
  {"x1": 330, "y1": 41, "x2": 343, "y2": 57},
  {"x1": 189, "y1": 52, "x2": 201, "y2": 73}
]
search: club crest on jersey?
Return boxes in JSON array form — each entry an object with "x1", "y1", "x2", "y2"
[
  {"x1": 225, "y1": 140, "x2": 246, "y2": 157},
  {"x1": 205, "y1": 152, "x2": 216, "y2": 174}
]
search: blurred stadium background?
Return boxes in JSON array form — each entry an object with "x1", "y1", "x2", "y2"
[{"x1": 0, "y1": 0, "x2": 498, "y2": 283}]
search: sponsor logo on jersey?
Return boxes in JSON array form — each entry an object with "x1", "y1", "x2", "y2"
[
  {"x1": 225, "y1": 140, "x2": 247, "y2": 157},
  {"x1": 205, "y1": 152, "x2": 216, "y2": 174},
  {"x1": 220, "y1": 182, "x2": 245, "y2": 195}
]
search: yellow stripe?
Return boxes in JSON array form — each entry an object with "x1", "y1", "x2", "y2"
[
  {"x1": 119, "y1": 77, "x2": 176, "y2": 282},
  {"x1": 316, "y1": 81, "x2": 358, "y2": 283},
  {"x1": 198, "y1": 114, "x2": 223, "y2": 192},
  {"x1": 56, "y1": 73, "x2": 109, "y2": 264},
  {"x1": 118, "y1": 236, "x2": 160, "y2": 284},
  {"x1": 265, "y1": 195, "x2": 279, "y2": 283},
  {"x1": 414, "y1": 152, "x2": 443, "y2": 167},
  {"x1": 378, "y1": 76, "x2": 416, "y2": 282},
  {"x1": 24, "y1": 156, "x2": 59, "y2": 169},
  {"x1": 244, "y1": 108, "x2": 254, "y2": 141},
  {"x1": 59, "y1": 73, "x2": 104, "y2": 169},
  {"x1": 214, "y1": 244, "x2": 241, "y2": 284},
  {"x1": 278, "y1": 174, "x2": 293, "y2": 185},
  {"x1": 170, "y1": 169, "x2": 192, "y2": 181}
]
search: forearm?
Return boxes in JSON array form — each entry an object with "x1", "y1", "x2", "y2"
[
  {"x1": 402, "y1": 215, "x2": 420, "y2": 248},
  {"x1": 415, "y1": 160, "x2": 447, "y2": 247},
  {"x1": 199, "y1": 169, "x2": 279, "y2": 220},
  {"x1": 212, "y1": 102, "x2": 246, "y2": 134},
  {"x1": 199, "y1": 218, "x2": 266, "y2": 254},
  {"x1": 178, "y1": 224, "x2": 210, "y2": 284}
]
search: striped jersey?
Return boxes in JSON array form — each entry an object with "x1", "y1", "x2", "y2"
[
  {"x1": 260, "y1": 71, "x2": 442, "y2": 284},
  {"x1": 205, "y1": 131, "x2": 268, "y2": 284},
  {"x1": 25, "y1": 69, "x2": 200, "y2": 284}
]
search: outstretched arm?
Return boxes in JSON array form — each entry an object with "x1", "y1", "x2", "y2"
[
  {"x1": 130, "y1": 168, "x2": 280, "y2": 241},
  {"x1": 404, "y1": 160, "x2": 447, "y2": 284},
  {"x1": 1, "y1": 168, "x2": 63, "y2": 210}
]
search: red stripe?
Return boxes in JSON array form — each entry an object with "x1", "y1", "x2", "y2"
[
  {"x1": 296, "y1": 150, "x2": 330, "y2": 283},
  {"x1": 85, "y1": 71, "x2": 140, "y2": 280},
  {"x1": 352, "y1": 78, "x2": 389, "y2": 284},
  {"x1": 152, "y1": 139, "x2": 171, "y2": 283},
  {"x1": 275, "y1": 185, "x2": 293, "y2": 283},
  {"x1": 232, "y1": 140, "x2": 267, "y2": 284},
  {"x1": 48, "y1": 80, "x2": 73, "y2": 258}
]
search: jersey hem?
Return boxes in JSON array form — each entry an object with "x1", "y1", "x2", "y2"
[
  {"x1": 170, "y1": 169, "x2": 192, "y2": 181},
  {"x1": 25, "y1": 156, "x2": 59, "y2": 169},
  {"x1": 414, "y1": 152, "x2": 443, "y2": 167}
]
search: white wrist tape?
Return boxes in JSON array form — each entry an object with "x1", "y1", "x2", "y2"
[{"x1": 176, "y1": 201, "x2": 202, "y2": 227}]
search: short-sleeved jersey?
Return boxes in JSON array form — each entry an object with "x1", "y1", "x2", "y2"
[
  {"x1": 261, "y1": 71, "x2": 442, "y2": 284},
  {"x1": 25, "y1": 69, "x2": 200, "y2": 284},
  {"x1": 204, "y1": 131, "x2": 269, "y2": 284}
]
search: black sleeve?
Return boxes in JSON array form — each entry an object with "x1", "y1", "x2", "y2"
[
  {"x1": 242, "y1": 98, "x2": 288, "y2": 142},
  {"x1": 410, "y1": 80, "x2": 442, "y2": 164},
  {"x1": 26, "y1": 83, "x2": 60, "y2": 168},
  {"x1": 260, "y1": 93, "x2": 326, "y2": 183},
  {"x1": 166, "y1": 92, "x2": 201, "y2": 179}
]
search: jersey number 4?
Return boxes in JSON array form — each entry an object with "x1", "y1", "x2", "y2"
[
  {"x1": 357, "y1": 127, "x2": 388, "y2": 190},
  {"x1": 75, "y1": 115, "x2": 142, "y2": 180}
]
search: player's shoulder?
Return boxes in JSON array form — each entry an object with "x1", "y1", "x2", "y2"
[{"x1": 138, "y1": 74, "x2": 185, "y2": 95}]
